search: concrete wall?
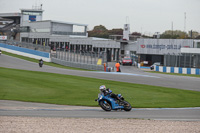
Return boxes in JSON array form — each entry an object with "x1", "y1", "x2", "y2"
[
  {"x1": 181, "y1": 48, "x2": 200, "y2": 54},
  {"x1": 154, "y1": 65, "x2": 200, "y2": 75},
  {"x1": 30, "y1": 21, "x2": 51, "y2": 29},
  {"x1": 52, "y1": 22, "x2": 73, "y2": 32},
  {"x1": 124, "y1": 41, "x2": 137, "y2": 51},
  {"x1": 0, "y1": 43, "x2": 50, "y2": 62},
  {"x1": 50, "y1": 37, "x2": 120, "y2": 48},
  {"x1": 21, "y1": 32, "x2": 51, "y2": 39}
]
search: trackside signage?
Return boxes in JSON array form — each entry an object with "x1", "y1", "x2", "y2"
[
  {"x1": 0, "y1": 36, "x2": 7, "y2": 40},
  {"x1": 137, "y1": 39, "x2": 193, "y2": 55}
]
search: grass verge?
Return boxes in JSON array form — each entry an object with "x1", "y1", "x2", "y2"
[
  {"x1": 0, "y1": 67, "x2": 200, "y2": 108},
  {"x1": 2, "y1": 51, "x2": 91, "y2": 71},
  {"x1": 147, "y1": 71, "x2": 200, "y2": 78}
]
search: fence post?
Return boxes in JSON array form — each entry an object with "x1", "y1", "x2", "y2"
[
  {"x1": 87, "y1": 52, "x2": 88, "y2": 64},
  {"x1": 73, "y1": 47, "x2": 75, "y2": 62},
  {"x1": 84, "y1": 52, "x2": 85, "y2": 63},
  {"x1": 77, "y1": 50, "x2": 78, "y2": 62},
  {"x1": 64, "y1": 43, "x2": 66, "y2": 61},
  {"x1": 190, "y1": 53, "x2": 192, "y2": 68},
  {"x1": 175, "y1": 54, "x2": 177, "y2": 67},
  {"x1": 95, "y1": 52, "x2": 97, "y2": 65},
  {"x1": 59, "y1": 42, "x2": 61, "y2": 59},
  {"x1": 198, "y1": 55, "x2": 199, "y2": 68},
  {"x1": 184, "y1": 53, "x2": 186, "y2": 68},
  {"x1": 91, "y1": 52, "x2": 92, "y2": 64},
  {"x1": 56, "y1": 46, "x2": 57, "y2": 58}
]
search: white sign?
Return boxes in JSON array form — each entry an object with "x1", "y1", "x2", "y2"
[
  {"x1": 0, "y1": 36, "x2": 7, "y2": 40},
  {"x1": 137, "y1": 39, "x2": 194, "y2": 55}
]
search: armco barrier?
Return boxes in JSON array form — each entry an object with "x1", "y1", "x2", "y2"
[
  {"x1": 0, "y1": 43, "x2": 50, "y2": 62},
  {"x1": 154, "y1": 66, "x2": 200, "y2": 75}
]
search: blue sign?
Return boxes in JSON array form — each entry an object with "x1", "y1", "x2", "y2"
[{"x1": 29, "y1": 15, "x2": 36, "y2": 22}]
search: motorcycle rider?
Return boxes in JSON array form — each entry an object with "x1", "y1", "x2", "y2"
[
  {"x1": 39, "y1": 58, "x2": 43, "y2": 67},
  {"x1": 99, "y1": 85, "x2": 123, "y2": 101}
]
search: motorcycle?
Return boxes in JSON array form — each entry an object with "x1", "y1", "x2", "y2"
[
  {"x1": 95, "y1": 92, "x2": 132, "y2": 111},
  {"x1": 39, "y1": 59, "x2": 43, "y2": 67}
]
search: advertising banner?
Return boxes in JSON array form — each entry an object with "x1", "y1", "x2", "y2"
[
  {"x1": 137, "y1": 39, "x2": 193, "y2": 55},
  {"x1": 29, "y1": 15, "x2": 36, "y2": 22},
  {"x1": 0, "y1": 36, "x2": 7, "y2": 40}
]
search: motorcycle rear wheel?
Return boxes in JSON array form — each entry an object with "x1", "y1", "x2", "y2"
[
  {"x1": 99, "y1": 100, "x2": 112, "y2": 111},
  {"x1": 123, "y1": 101, "x2": 132, "y2": 111}
]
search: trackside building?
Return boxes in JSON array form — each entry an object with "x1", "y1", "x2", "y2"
[
  {"x1": 135, "y1": 39, "x2": 200, "y2": 68},
  {"x1": 0, "y1": 8, "x2": 121, "y2": 62}
]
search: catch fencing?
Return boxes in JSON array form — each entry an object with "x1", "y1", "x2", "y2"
[
  {"x1": 51, "y1": 49, "x2": 107, "y2": 71},
  {"x1": 164, "y1": 53, "x2": 200, "y2": 68}
]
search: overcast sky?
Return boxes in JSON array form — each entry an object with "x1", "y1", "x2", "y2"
[{"x1": 0, "y1": 0, "x2": 199, "y2": 35}]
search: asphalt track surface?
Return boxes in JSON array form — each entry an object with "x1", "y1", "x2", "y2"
[
  {"x1": 0, "y1": 54, "x2": 200, "y2": 91},
  {"x1": 1, "y1": 100, "x2": 200, "y2": 121},
  {"x1": 0, "y1": 54, "x2": 200, "y2": 121}
]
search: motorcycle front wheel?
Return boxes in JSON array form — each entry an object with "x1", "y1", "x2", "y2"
[
  {"x1": 99, "y1": 100, "x2": 112, "y2": 111},
  {"x1": 123, "y1": 101, "x2": 132, "y2": 111},
  {"x1": 39, "y1": 63, "x2": 43, "y2": 67}
]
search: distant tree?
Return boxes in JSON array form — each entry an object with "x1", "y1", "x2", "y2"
[
  {"x1": 141, "y1": 35, "x2": 153, "y2": 38},
  {"x1": 131, "y1": 32, "x2": 141, "y2": 36},
  {"x1": 188, "y1": 31, "x2": 199, "y2": 39},
  {"x1": 160, "y1": 30, "x2": 188, "y2": 39},
  {"x1": 88, "y1": 25, "x2": 109, "y2": 38},
  {"x1": 108, "y1": 28, "x2": 123, "y2": 35},
  {"x1": 92, "y1": 25, "x2": 108, "y2": 32},
  {"x1": 88, "y1": 25, "x2": 123, "y2": 38},
  {"x1": 195, "y1": 35, "x2": 200, "y2": 39},
  {"x1": 160, "y1": 34, "x2": 179, "y2": 39}
]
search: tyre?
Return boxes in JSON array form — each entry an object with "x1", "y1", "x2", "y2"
[
  {"x1": 123, "y1": 101, "x2": 132, "y2": 111},
  {"x1": 99, "y1": 100, "x2": 112, "y2": 111},
  {"x1": 39, "y1": 63, "x2": 43, "y2": 67}
]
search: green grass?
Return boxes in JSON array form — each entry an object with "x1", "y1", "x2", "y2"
[
  {"x1": 2, "y1": 51, "x2": 91, "y2": 71},
  {"x1": 147, "y1": 71, "x2": 200, "y2": 78},
  {"x1": 1, "y1": 67, "x2": 200, "y2": 108}
]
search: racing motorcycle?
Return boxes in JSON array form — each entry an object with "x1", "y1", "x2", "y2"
[
  {"x1": 39, "y1": 59, "x2": 43, "y2": 67},
  {"x1": 95, "y1": 92, "x2": 132, "y2": 111}
]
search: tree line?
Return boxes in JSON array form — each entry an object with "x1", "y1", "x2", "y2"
[{"x1": 88, "y1": 25, "x2": 200, "y2": 39}]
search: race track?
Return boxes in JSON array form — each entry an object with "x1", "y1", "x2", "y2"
[
  {"x1": 0, "y1": 54, "x2": 200, "y2": 121},
  {"x1": 1, "y1": 100, "x2": 200, "y2": 121},
  {"x1": 0, "y1": 54, "x2": 200, "y2": 91}
]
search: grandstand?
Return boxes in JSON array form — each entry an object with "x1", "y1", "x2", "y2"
[{"x1": 0, "y1": 12, "x2": 21, "y2": 40}]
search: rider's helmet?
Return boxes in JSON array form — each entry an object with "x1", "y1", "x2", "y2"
[{"x1": 99, "y1": 85, "x2": 106, "y2": 92}]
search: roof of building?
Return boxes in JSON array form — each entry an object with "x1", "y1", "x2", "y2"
[
  {"x1": 91, "y1": 37, "x2": 111, "y2": 41},
  {"x1": 0, "y1": 13, "x2": 21, "y2": 18},
  {"x1": 30, "y1": 20, "x2": 88, "y2": 26},
  {"x1": 0, "y1": 17, "x2": 14, "y2": 21},
  {"x1": 20, "y1": 8, "x2": 44, "y2": 12}
]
